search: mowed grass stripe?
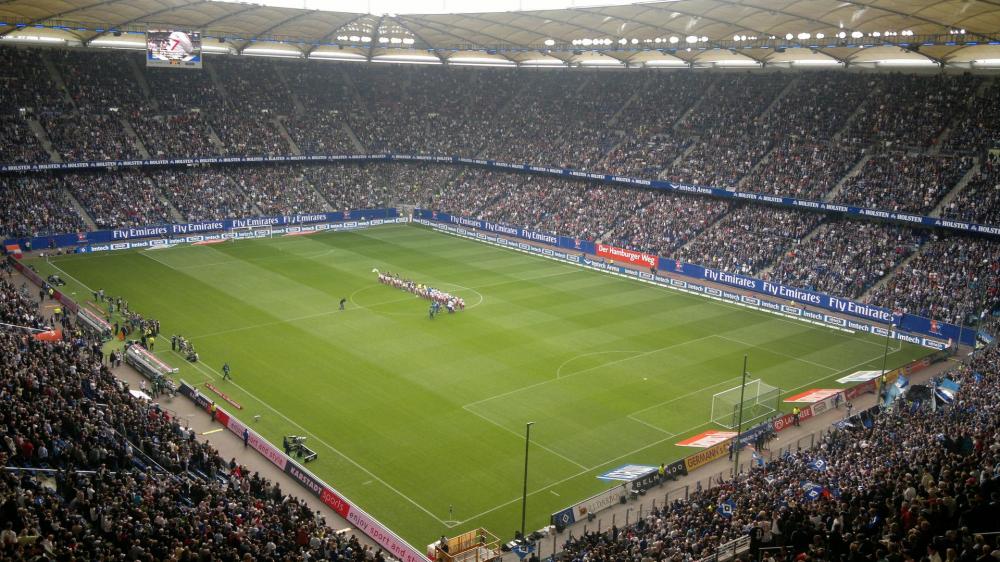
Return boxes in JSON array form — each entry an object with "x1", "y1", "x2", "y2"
[{"x1": 32, "y1": 224, "x2": 930, "y2": 544}]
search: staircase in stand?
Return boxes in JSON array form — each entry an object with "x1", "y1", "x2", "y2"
[
  {"x1": 62, "y1": 188, "x2": 97, "y2": 231},
  {"x1": 27, "y1": 118, "x2": 62, "y2": 163}
]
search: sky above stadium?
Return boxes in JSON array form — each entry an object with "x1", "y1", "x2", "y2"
[{"x1": 212, "y1": 0, "x2": 653, "y2": 15}]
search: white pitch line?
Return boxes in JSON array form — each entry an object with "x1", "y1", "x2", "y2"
[
  {"x1": 627, "y1": 372, "x2": 745, "y2": 417},
  {"x1": 626, "y1": 415, "x2": 675, "y2": 437},
  {"x1": 188, "y1": 293, "x2": 423, "y2": 339},
  {"x1": 46, "y1": 260, "x2": 95, "y2": 294},
  {"x1": 454, "y1": 340, "x2": 907, "y2": 525},
  {"x1": 165, "y1": 342, "x2": 450, "y2": 525},
  {"x1": 555, "y1": 350, "x2": 641, "y2": 379},
  {"x1": 144, "y1": 248, "x2": 335, "y2": 270},
  {"x1": 462, "y1": 334, "x2": 717, "y2": 410},
  {"x1": 713, "y1": 334, "x2": 840, "y2": 372},
  {"x1": 461, "y1": 406, "x2": 588, "y2": 470}
]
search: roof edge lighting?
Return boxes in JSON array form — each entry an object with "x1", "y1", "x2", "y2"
[{"x1": 448, "y1": 56, "x2": 514, "y2": 65}]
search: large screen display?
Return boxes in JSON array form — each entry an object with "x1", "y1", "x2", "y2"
[{"x1": 146, "y1": 30, "x2": 202, "y2": 68}]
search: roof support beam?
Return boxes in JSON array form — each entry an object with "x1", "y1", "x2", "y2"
[
  {"x1": 237, "y1": 10, "x2": 320, "y2": 54},
  {"x1": 401, "y1": 14, "x2": 523, "y2": 49},
  {"x1": 83, "y1": 0, "x2": 203, "y2": 45},
  {"x1": 306, "y1": 13, "x2": 369, "y2": 55}
]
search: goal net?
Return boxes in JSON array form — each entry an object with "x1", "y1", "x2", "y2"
[{"x1": 710, "y1": 379, "x2": 781, "y2": 429}]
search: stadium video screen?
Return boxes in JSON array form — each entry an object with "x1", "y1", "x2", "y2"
[{"x1": 146, "y1": 30, "x2": 202, "y2": 68}]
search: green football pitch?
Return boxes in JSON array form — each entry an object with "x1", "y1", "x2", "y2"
[{"x1": 29, "y1": 223, "x2": 928, "y2": 545}]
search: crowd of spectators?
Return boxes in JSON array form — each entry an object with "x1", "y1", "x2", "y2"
[
  {"x1": 0, "y1": 115, "x2": 49, "y2": 164},
  {"x1": 676, "y1": 205, "x2": 824, "y2": 277},
  {"x1": 558, "y1": 344, "x2": 1000, "y2": 562},
  {"x1": 0, "y1": 275, "x2": 394, "y2": 560},
  {"x1": 153, "y1": 166, "x2": 258, "y2": 222},
  {"x1": 132, "y1": 112, "x2": 219, "y2": 159},
  {"x1": 59, "y1": 171, "x2": 174, "y2": 229},
  {"x1": 600, "y1": 191, "x2": 731, "y2": 255},
  {"x1": 144, "y1": 66, "x2": 226, "y2": 113},
  {"x1": 2, "y1": 46, "x2": 998, "y2": 221},
  {"x1": 208, "y1": 112, "x2": 290, "y2": 157},
  {"x1": 0, "y1": 174, "x2": 85, "y2": 239},
  {"x1": 945, "y1": 80, "x2": 1000, "y2": 154},
  {"x1": 50, "y1": 49, "x2": 147, "y2": 113},
  {"x1": 941, "y1": 157, "x2": 1000, "y2": 227},
  {"x1": 833, "y1": 153, "x2": 973, "y2": 214},
  {"x1": 42, "y1": 113, "x2": 141, "y2": 162},
  {"x1": 0, "y1": 46, "x2": 67, "y2": 115},
  {"x1": 741, "y1": 142, "x2": 863, "y2": 201},
  {"x1": 867, "y1": 235, "x2": 1000, "y2": 325},
  {"x1": 766, "y1": 220, "x2": 924, "y2": 299},
  {"x1": 843, "y1": 74, "x2": 982, "y2": 149},
  {"x1": 226, "y1": 165, "x2": 329, "y2": 216}
]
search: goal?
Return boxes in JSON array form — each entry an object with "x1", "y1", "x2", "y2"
[
  {"x1": 230, "y1": 225, "x2": 273, "y2": 240},
  {"x1": 710, "y1": 379, "x2": 781, "y2": 429}
]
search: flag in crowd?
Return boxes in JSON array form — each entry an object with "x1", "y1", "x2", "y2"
[
  {"x1": 808, "y1": 458, "x2": 828, "y2": 472},
  {"x1": 717, "y1": 498, "x2": 737, "y2": 518}
]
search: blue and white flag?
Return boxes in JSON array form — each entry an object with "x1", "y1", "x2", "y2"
[
  {"x1": 935, "y1": 378, "x2": 960, "y2": 404},
  {"x1": 717, "y1": 498, "x2": 737, "y2": 518},
  {"x1": 512, "y1": 543, "x2": 535, "y2": 560},
  {"x1": 802, "y1": 482, "x2": 824, "y2": 501},
  {"x1": 808, "y1": 459, "x2": 828, "y2": 472}
]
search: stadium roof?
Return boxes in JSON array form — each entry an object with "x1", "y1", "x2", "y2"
[{"x1": 2, "y1": 0, "x2": 999, "y2": 68}]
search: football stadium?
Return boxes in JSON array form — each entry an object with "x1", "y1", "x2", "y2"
[{"x1": 1, "y1": 0, "x2": 999, "y2": 560}]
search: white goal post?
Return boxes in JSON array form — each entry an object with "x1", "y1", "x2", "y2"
[
  {"x1": 230, "y1": 225, "x2": 274, "y2": 240},
  {"x1": 710, "y1": 379, "x2": 781, "y2": 429}
]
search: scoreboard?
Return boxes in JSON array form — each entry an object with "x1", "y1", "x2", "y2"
[{"x1": 146, "y1": 30, "x2": 202, "y2": 68}]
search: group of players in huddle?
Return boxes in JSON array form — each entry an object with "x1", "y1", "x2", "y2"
[{"x1": 376, "y1": 271, "x2": 466, "y2": 318}]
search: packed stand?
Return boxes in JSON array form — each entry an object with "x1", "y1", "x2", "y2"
[
  {"x1": 940, "y1": 157, "x2": 1000, "y2": 227},
  {"x1": 153, "y1": 166, "x2": 257, "y2": 221},
  {"x1": 0, "y1": 115, "x2": 49, "y2": 164},
  {"x1": 0, "y1": 46, "x2": 68, "y2": 116},
  {"x1": 0, "y1": 174, "x2": 85, "y2": 238},
  {"x1": 283, "y1": 111, "x2": 358, "y2": 155},
  {"x1": 945, "y1": 79, "x2": 1000, "y2": 154},
  {"x1": 843, "y1": 73, "x2": 982, "y2": 149},
  {"x1": 471, "y1": 176, "x2": 636, "y2": 242},
  {"x1": 477, "y1": 71, "x2": 630, "y2": 168},
  {"x1": 601, "y1": 191, "x2": 732, "y2": 255},
  {"x1": 345, "y1": 65, "x2": 519, "y2": 156},
  {"x1": 741, "y1": 142, "x2": 863, "y2": 200},
  {"x1": 49, "y1": 49, "x2": 146, "y2": 112},
  {"x1": 676, "y1": 205, "x2": 824, "y2": 277},
  {"x1": 669, "y1": 133, "x2": 779, "y2": 188},
  {"x1": 867, "y1": 234, "x2": 1000, "y2": 325},
  {"x1": 282, "y1": 63, "x2": 365, "y2": 154},
  {"x1": 42, "y1": 112, "x2": 141, "y2": 162},
  {"x1": 144, "y1": 66, "x2": 226, "y2": 113},
  {"x1": 131, "y1": 112, "x2": 219, "y2": 158},
  {"x1": 558, "y1": 344, "x2": 1000, "y2": 562},
  {"x1": 432, "y1": 168, "x2": 527, "y2": 217},
  {"x1": 208, "y1": 111, "x2": 290, "y2": 157},
  {"x1": 209, "y1": 56, "x2": 294, "y2": 115},
  {"x1": 227, "y1": 164, "x2": 329, "y2": 216},
  {"x1": 0, "y1": 280, "x2": 396, "y2": 561},
  {"x1": 58, "y1": 170, "x2": 174, "y2": 229},
  {"x1": 766, "y1": 220, "x2": 924, "y2": 299},
  {"x1": 758, "y1": 72, "x2": 873, "y2": 141},
  {"x1": 833, "y1": 153, "x2": 973, "y2": 214}
]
